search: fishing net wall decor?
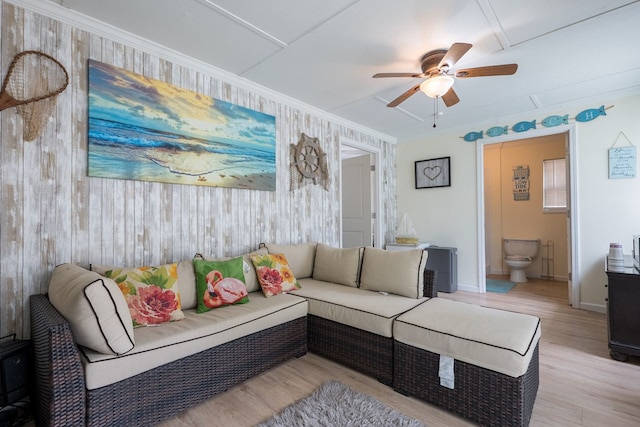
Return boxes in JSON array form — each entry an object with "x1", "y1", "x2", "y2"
[
  {"x1": 0, "y1": 51, "x2": 69, "y2": 141},
  {"x1": 290, "y1": 133, "x2": 329, "y2": 191}
]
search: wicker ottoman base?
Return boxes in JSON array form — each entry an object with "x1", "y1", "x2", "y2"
[
  {"x1": 394, "y1": 341, "x2": 539, "y2": 426},
  {"x1": 308, "y1": 315, "x2": 393, "y2": 385}
]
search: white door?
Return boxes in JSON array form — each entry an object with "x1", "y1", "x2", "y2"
[{"x1": 342, "y1": 154, "x2": 372, "y2": 248}]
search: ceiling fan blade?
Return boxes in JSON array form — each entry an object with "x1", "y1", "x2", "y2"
[
  {"x1": 386, "y1": 83, "x2": 422, "y2": 107},
  {"x1": 438, "y1": 42, "x2": 472, "y2": 69},
  {"x1": 373, "y1": 72, "x2": 426, "y2": 78},
  {"x1": 455, "y1": 64, "x2": 518, "y2": 78},
  {"x1": 441, "y1": 87, "x2": 460, "y2": 107}
]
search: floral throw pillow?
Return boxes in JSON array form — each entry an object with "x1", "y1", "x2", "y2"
[
  {"x1": 193, "y1": 257, "x2": 249, "y2": 313},
  {"x1": 250, "y1": 253, "x2": 301, "y2": 297},
  {"x1": 95, "y1": 263, "x2": 184, "y2": 327}
]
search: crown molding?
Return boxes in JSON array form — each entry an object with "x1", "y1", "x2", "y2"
[{"x1": 6, "y1": 0, "x2": 397, "y2": 144}]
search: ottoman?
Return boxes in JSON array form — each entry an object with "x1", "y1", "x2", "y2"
[{"x1": 393, "y1": 298, "x2": 541, "y2": 427}]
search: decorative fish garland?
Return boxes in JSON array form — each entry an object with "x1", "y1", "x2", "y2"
[
  {"x1": 462, "y1": 105, "x2": 612, "y2": 142},
  {"x1": 575, "y1": 105, "x2": 607, "y2": 122},
  {"x1": 487, "y1": 126, "x2": 508, "y2": 137},
  {"x1": 513, "y1": 120, "x2": 536, "y2": 133}
]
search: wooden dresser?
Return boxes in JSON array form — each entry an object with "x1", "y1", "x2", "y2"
[{"x1": 605, "y1": 256, "x2": 640, "y2": 361}]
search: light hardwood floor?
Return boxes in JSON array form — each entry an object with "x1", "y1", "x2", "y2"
[{"x1": 160, "y1": 277, "x2": 640, "y2": 427}]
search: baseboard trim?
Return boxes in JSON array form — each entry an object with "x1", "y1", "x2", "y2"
[{"x1": 579, "y1": 302, "x2": 606, "y2": 314}]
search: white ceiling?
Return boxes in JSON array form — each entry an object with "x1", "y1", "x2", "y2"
[{"x1": 51, "y1": 0, "x2": 640, "y2": 142}]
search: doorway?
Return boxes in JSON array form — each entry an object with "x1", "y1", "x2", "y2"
[
  {"x1": 342, "y1": 153, "x2": 372, "y2": 247},
  {"x1": 476, "y1": 126, "x2": 579, "y2": 307},
  {"x1": 340, "y1": 139, "x2": 382, "y2": 248}
]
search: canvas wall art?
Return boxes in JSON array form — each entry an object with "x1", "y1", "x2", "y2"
[{"x1": 88, "y1": 59, "x2": 276, "y2": 190}]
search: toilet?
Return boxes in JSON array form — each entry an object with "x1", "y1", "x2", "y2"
[{"x1": 503, "y1": 238, "x2": 541, "y2": 283}]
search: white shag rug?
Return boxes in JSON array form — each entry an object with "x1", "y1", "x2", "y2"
[{"x1": 256, "y1": 380, "x2": 425, "y2": 427}]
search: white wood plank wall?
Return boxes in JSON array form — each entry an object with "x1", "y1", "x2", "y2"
[{"x1": 0, "y1": 2, "x2": 398, "y2": 339}]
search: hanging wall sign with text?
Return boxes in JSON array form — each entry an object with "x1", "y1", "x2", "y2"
[{"x1": 608, "y1": 132, "x2": 636, "y2": 179}]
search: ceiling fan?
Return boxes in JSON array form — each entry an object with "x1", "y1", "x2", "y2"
[{"x1": 373, "y1": 42, "x2": 518, "y2": 108}]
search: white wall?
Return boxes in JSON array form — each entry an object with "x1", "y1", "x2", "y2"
[
  {"x1": 0, "y1": 1, "x2": 398, "y2": 339},
  {"x1": 575, "y1": 95, "x2": 640, "y2": 308},
  {"x1": 398, "y1": 94, "x2": 640, "y2": 310},
  {"x1": 396, "y1": 130, "x2": 479, "y2": 290}
]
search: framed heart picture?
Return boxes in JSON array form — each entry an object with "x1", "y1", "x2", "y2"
[{"x1": 415, "y1": 157, "x2": 451, "y2": 189}]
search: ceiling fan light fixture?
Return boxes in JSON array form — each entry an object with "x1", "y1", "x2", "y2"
[{"x1": 420, "y1": 75, "x2": 454, "y2": 98}]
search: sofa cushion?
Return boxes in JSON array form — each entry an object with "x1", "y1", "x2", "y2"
[
  {"x1": 250, "y1": 253, "x2": 301, "y2": 297},
  {"x1": 393, "y1": 298, "x2": 541, "y2": 377},
  {"x1": 48, "y1": 263, "x2": 135, "y2": 355},
  {"x1": 263, "y1": 242, "x2": 316, "y2": 279},
  {"x1": 177, "y1": 259, "x2": 197, "y2": 310},
  {"x1": 193, "y1": 257, "x2": 249, "y2": 313},
  {"x1": 194, "y1": 248, "x2": 267, "y2": 294},
  {"x1": 359, "y1": 247, "x2": 428, "y2": 298},
  {"x1": 295, "y1": 278, "x2": 428, "y2": 337},
  {"x1": 92, "y1": 263, "x2": 185, "y2": 327},
  {"x1": 93, "y1": 261, "x2": 195, "y2": 310},
  {"x1": 312, "y1": 243, "x2": 363, "y2": 288},
  {"x1": 79, "y1": 292, "x2": 308, "y2": 390}
]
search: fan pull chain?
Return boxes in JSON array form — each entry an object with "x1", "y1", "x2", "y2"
[{"x1": 433, "y1": 96, "x2": 438, "y2": 128}]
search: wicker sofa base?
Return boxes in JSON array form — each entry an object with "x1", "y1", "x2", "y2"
[
  {"x1": 308, "y1": 314, "x2": 393, "y2": 386},
  {"x1": 393, "y1": 341, "x2": 539, "y2": 427},
  {"x1": 31, "y1": 294, "x2": 307, "y2": 427},
  {"x1": 89, "y1": 317, "x2": 307, "y2": 426}
]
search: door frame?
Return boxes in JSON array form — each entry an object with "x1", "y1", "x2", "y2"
[
  {"x1": 475, "y1": 125, "x2": 580, "y2": 308},
  {"x1": 339, "y1": 137, "x2": 383, "y2": 248}
]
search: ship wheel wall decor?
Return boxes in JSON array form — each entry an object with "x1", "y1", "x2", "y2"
[{"x1": 290, "y1": 133, "x2": 329, "y2": 191}]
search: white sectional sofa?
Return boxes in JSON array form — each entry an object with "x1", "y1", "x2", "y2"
[
  {"x1": 261, "y1": 242, "x2": 433, "y2": 386},
  {"x1": 31, "y1": 249, "x2": 308, "y2": 427},
  {"x1": 30, "y1": 241, "x2": 539, "y2": 427}
]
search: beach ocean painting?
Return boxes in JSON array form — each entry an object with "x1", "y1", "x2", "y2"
[{"x1": 88, "y1": 60, "x2": 276, "y2": 191}]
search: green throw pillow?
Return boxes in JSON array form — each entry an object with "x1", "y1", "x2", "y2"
[{"x1": 194, "y1": 257, "x2": 249, "y2": 313}]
